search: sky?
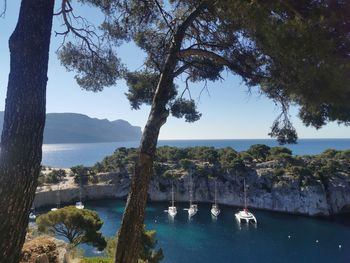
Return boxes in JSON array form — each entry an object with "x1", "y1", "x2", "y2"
[{"x1": 0, "y1": 1, "x2": 349, "y2": 140}]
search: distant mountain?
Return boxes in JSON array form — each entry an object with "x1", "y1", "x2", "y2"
[{"x1": 0, "y1": 112, "x2": 142, "y2": 143}]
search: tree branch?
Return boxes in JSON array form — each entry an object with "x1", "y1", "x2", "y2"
[
  {"x1": 0, "y1": 0, "x2": 6, "y2": 18},
  {"x1": 154, "y1": 0, "x2": 174, "y2": 33}
]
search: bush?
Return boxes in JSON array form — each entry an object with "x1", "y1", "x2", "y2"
[
  {"x1": 81, "y1": 258, "x2": 113, "y2": 263},
  {"x1": 269, "y1": 146, "x2": 292, "y2": 157},
  {"x1": 273, "y1": 168, "x2": 285, "y2": 176}
]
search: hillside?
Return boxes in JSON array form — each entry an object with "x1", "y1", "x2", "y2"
[{"x1": 0, "y1": 112, "x2": 142, "y2": 143}]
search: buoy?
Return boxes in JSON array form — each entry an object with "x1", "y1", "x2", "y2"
[
  {"x1": 339, "y1": 245, "x2": 342, "y2": 249},
  {"x1": 316, "y1": 240, "x2": 319, "y2": 243},
  {"x1": 154, "y1": 220, "x2": 157, "y2": 223},
  {"x1": 288, "y1": 235, "x2": 291, "y2": 239}
]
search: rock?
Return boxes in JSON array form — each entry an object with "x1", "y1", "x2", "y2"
[{"x1": 20, "y1": 236, "x2": 67, "y2": 263}]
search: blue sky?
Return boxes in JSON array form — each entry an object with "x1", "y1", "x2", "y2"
[{"x1": 0, "y1": 1, "x2": 349, "y2": 139}]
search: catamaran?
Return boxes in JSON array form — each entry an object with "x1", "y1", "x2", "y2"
[
  {"x1": 187, "y1": 176, "x2": 198, "y2": 218},
  {"x1": 167, "y1": 182, "x2": 177, "y2": 217},
  {"x1": 235, "y1": 179, "x2": 257, "y2": 224},
  {"x1": 211, "y1": 180, "x2": 220, "y2": 217}
]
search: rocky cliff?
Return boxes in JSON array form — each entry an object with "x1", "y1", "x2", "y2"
[{"x1": 34, "y1": 160, "x2": 350, "y2": 216}]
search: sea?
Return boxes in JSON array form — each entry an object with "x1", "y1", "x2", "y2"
[
  {"x1": 42, "y1": 138, "x2": 350, "y2": 167},
  {"x1": 40, "y1": 139, "x2": 350, "y2": 262}
]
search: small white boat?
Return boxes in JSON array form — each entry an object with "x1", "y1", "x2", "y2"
[
  {"x1": 75, "y1": 201, "x2": 84, "y2": 209},
  {"x1": 211, "y1": 180, "x2": 220, "y2": 217},
  {"x1": 167, "y1": 183, "x2": 177, "y2": 217},
  {"x1": 188, "y1": 204, "x2": 198, "y2": 217},
  {"x1": 235, "y1": 179, "x2": 257, "y2": 224},
  {"x1": 29, "y1": 212, "x2": 36, "y2": 220},
  {"x1": 51, "y1": 184, "x2": 60, "y2": 211},
  {"x1": 187, "y1": 176, "x2": 198, "y2": 218}
]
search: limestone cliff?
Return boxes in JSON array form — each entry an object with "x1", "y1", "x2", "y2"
[{"x1": 34, "y1": 160, "x2": 350, "y2": 216}]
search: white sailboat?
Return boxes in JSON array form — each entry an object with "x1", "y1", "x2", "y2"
[
  {"x1": 211, "y1": 180, "x2": 220, "y2": 217},
  {"x1": 187, "y1": 176, "x2": 198, "y2": 218},
  {"x1": 75, "y1": 182, "x2": 84, "y2": 209},
  {"x1": 167, "y1": 182, "x2": 177, "y2": 217},
  {"x1": 235, "y1": 179, "x2": 257, "y2": 224},
  {"x1": 29, "y1": 203, "x2": 36, "y2": 220},
  {"x1": 51, "y1": 184, "x2": 60, "y2": 211}
]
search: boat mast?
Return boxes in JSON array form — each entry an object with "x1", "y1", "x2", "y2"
[
  {"x1": 244, "y1": 179, "x2": 247, "y2": 210},
  {"x1": 79, "y1": 175, "x2": 83, "y2": 203},
  {"x1": 189, "y1": 175, "x2": 193, "y2": 206},
  {"x1": 214, "y1": 180, "x2": 217, "y2": 206},
  {"x1": 171, "y1": 182, "x2": 175, "y2": 207},
  {"x1": 57, "y1": 184, "x2": 61, "y2": 209}
]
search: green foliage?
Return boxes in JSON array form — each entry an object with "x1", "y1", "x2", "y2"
[
  {"x1": 45, "y1": 169, "x2": 66, "y2": 184},
  {"x1": 71, "y1": 165, "x2": 94, "y2": 185},
  {"x1": 36, "y1": 206, "x2": 106, "y2": 250},
  {"x1": 247, "y1": 144, "x2": 271, "y2": 161},
  {"x1": 170, "y1": 98, "x2": 202, "y2": 122},
  {"x1": 286, "y1": 166, "x2": 312, "y2": 178},
  {"x1": 81, "y1": 257, "x2": 113, "y2": 263},
  {"x1": 218, "y1": 147, "x2": 238, "y2": 168},
  {"x1": 105, "y1": 227, "x2": 163, "y2": 263},
  {"x1": 273, "y1": 168, "x2": 285, "y2": 177},
  {"x1": 269, "y1": 147, "x2": 292, "y2": 157},
  {"x1": 238, "y1": 151, "x2": 253, "y2": 162},
  {"x1": 156, "y1": 146, "x2": 187, "y2": 162},
  {"x1": 228, "y1": 158, "x2": 246, "y2": 170},
  {"x1": 318, "y1": 149, "x2": 340, "y2": 159},
  {"x1": 179, "y1": 159, "x2": 195, "y2": 171}
]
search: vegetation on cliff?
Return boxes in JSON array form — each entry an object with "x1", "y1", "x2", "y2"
[{"x1": 89, "y1": 145, "x2": 349, "y2": 190}]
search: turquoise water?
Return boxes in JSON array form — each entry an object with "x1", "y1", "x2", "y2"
[
  {"x1": 42, "y1": 139, "x2": 350, "y2": 167},
  {"x1": 80, "y1": 199, "x2": 350, "y2": 263}
]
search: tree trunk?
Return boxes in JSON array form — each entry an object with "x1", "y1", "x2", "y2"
[
  {"x1": 114, "y1": 49, "x2": 176, "y2": 263},
  {"x1": 0, "y1": 0, "x2": 54, "y2": 262},
  {"x1": 114, "y1": 5, "x2": 206, "y2": 263}
]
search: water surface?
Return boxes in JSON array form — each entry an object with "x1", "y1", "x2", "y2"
[
  {"x1": 79, "y1": 199, "x2": 350, "y2": 263},
  {"x1": 42, "y1": 139, "x2": 350, "y2": 167}
]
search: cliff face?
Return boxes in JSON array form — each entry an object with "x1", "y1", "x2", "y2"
[
  {"x1": 148, "y1": 164, "x2": 331, "y2": 216},
  {"x1": 34, "y1": 161, "x2": 350, "y2": 216}
]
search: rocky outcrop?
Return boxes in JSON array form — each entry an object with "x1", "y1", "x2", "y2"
[
  {"x1": 20, "y1": 236, "x2": 67, "y2": 263},
  {"x1": 34, "y1": 162, "x2": 350, "y2": 216}
]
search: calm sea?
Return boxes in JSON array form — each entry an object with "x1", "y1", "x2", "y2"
[
  {"x1": 76, "y1": 199, "x2": 350, "y2": 263},
  {"x1": 42, "y1": 139, "x2": 350, "y2": 167}
]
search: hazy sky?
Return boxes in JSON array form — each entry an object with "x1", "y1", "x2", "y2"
[{"x1": 0, "y1": 1, "x2": 349, "y2": 139}]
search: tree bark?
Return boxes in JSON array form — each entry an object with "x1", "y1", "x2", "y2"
[
  {"x1": 0, "y1": 0, "x2": 54, "y2": 262},
  {"x1": 114, "y1": 4, "x2": 206, "y2": 263}
]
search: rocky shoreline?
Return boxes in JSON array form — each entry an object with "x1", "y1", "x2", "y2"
[{"x1": 34, "y1": 160, "x2": 350, "y2": 216}]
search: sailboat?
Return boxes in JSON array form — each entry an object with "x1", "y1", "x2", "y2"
[
  {"x1": 29, "y1": 202, "x2": 36, "y2": 220},
  {"x1": 211, "y1": 180, "x2": 220, "y2": 217},
  {"x1": 167, "y1": 182, "x2": 177, "y2": 217},
  {"x1": 235, "y1": 179, "x2": 257, "y2": 224},
  {"x1": 75, "y1": 181, "x2": 84, "y2": 209},
  {"x1": 51, "y1": 184, "x2": 60, "y2": 211},
  {"x1": 187, "y1": 176, "x2": 198, "y2": 218}
]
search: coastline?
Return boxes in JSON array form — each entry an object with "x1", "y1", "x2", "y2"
[{"x1": 34, "y1": 168, "x2": 350, "y2": 217}]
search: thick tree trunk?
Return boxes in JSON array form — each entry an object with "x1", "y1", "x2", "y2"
[
  {"x1": 114, "y1": 5, "x2": 206, "y2": 263},
  {"x1": 0, "y1": 0, "x2": 54, "y2": 262}
]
